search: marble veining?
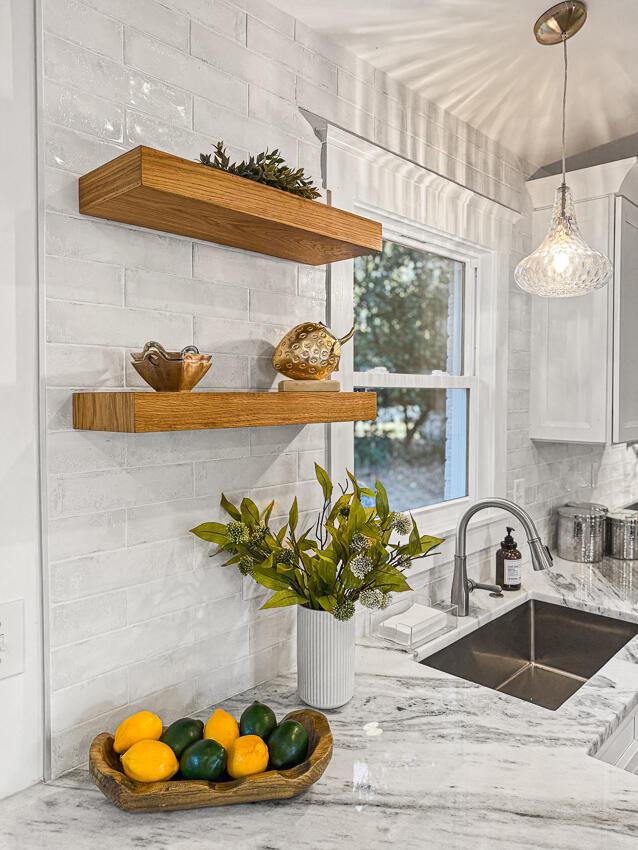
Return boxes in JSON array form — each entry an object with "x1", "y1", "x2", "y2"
[{"x1": 3, "y1": 557, "x2": 638, "y2": 849}]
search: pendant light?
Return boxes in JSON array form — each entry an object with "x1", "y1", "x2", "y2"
[{"x1": 514, "y1": 1, "x2": 612, "y2": 298}]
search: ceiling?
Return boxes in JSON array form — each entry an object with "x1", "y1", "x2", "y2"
[{"x1": 273, "y1": 0, "x2": 638, "y2": 167}]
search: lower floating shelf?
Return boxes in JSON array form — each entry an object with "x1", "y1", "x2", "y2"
[{"x1": 72, "y1": 391, "x2": 377, "y2": 433}]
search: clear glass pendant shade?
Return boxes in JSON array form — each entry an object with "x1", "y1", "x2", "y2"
[{"x1": 514, "y1": 184, "x2": 613, "y2": 297}]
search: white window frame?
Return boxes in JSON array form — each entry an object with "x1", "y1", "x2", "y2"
[{"x1": 322, "y1": 125, "x2": 519, "y2": 549}]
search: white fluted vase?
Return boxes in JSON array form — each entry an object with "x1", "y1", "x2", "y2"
[{"x1": 297, "y1": 607, "x2": 355, "y2": 709}]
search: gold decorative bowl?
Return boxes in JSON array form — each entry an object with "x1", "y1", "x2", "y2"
[{"x1": 131, "y1": 342, "x2": 212, "y2": 392}]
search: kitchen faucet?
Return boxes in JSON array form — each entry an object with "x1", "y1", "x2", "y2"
[{"x1": 451, "y1": 498, "x2": 553, "y2": 616}]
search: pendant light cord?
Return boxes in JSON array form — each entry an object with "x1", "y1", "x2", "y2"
[{"x1": 560, "y1": 33, "x2": 568, "y2": 212}]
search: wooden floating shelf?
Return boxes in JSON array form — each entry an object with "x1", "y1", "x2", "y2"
[
  {"x1": 79, "y1": 146, "x2": 382, "y2": 265},
  {"x1": 72, "y1": 391, "x2": 377, "y2": 433}
]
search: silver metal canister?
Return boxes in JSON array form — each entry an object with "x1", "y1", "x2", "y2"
[
  {"x1": 606, "y1": 510, "x2": 638, "y2": 560},
  {"x1": 557, "y1": 503, "x2": 608, "y2": 563}
]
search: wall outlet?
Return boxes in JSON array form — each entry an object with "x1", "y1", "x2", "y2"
[
  {"x1": 512, "y1": 478, "x2": 526, "y2": 505},
  {"x1": 0, "y1": 599, "x2": 25, "y2": 681}
]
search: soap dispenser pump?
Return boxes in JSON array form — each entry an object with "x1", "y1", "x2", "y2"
[{"x1": 496, "y1": 526, "x2": 522, "y2": 591}]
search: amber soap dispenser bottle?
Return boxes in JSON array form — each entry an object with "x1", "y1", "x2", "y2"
[{"x1": 496, "y1": 527, "x2": 522, "y2": 591}]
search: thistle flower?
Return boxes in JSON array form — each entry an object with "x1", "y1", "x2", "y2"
[
  {"x1": 333, "y1": 600, "x2": 355, "y2": 621},
  {"x1": 350, "y1": 555, "x2": 373, "y2": 579},
  {"x1": 277, "y1": 548, "x2": 295, "y2": 566},
  {"x1": 238, "y1": 556, "x2": 255, "y2": 576},
  {"x1": 379, "y1": 592, "x2": 391, "y2": 609},
  {"x1": 396, "y1": 553, "x2": 411, "y2": 569},
  {"x1": 390, "y1": 512, "x2": 412, "y2": 535},
  {"x1": 350, "y1": 533, "x2": 371, "y2": 553},
  {"x1": 359, "y1": 588, "x2": 384, "y2": 609},
  {"x1": 227, "y1": 520, "x2": 250, "y2": 544}
]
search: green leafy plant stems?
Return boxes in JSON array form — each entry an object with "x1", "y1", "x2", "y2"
[
  {"x1": 198, "y1": 140, "x2": 321, "y2": 200},
  {"x1": 190, "y1": 465, "x2": 444, "y2": 621}
]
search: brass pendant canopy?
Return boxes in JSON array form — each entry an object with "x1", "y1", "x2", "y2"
[{"x1": 534, "y1": 1, "x2": 587, "y2": 45}]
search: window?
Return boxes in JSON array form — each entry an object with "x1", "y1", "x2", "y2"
[{"x1": 352, "y1": 240, "x2": 472, "y2": 512}]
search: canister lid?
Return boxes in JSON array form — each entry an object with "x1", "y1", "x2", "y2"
[
  {"x1": 565, "y1": 501, "x2": 608, "y2": 514},
  {"x1": 607, "y1": 509, "x2": 638, "y2": 522}
]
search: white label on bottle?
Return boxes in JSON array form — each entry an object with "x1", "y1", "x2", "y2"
[{"x1": 505, "y1": 560, "x2": 521, "y2": 585}]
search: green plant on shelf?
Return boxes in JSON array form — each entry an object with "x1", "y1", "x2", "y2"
[
  {"x1": 190, "y1": 464, "x2": 443, "y2": 621},
  {"x1": 198, "y1": 140, "x2": 321, "y2": 200}
]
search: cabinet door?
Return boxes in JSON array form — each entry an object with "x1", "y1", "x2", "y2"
[
  {"x1": 613, "y1": 197, "x2": 638, "y2": 443},
  {"x1": 530, "y1": 196, "x2": 613, "y2": 443}
]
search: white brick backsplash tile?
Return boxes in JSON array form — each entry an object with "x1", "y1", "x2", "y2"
[
  {"x1": 51, "y1": 669, "x2": 129, "y2": 733},
  {"x1": 127, "y1": 495, "x2": 219, "y2": 546},
  {"x1": 47, "y1": 300, "x2": 192, "y2": 348},
  {"x1": 193, "y1": 96, "x2": 297, "y2": 165},
  {"x1": 195, "y1": 354, "x2": 250, "y2": 390},
  {"x1": 190, "y1": 22, "x2": 295, "y2": 102},
  {"x1": 249, "y1": 289, "x2": 324, "y2": 325},
  {"x1": 43, "y1": 0, "x2": 123, "y2": 60},
  {"x1": 235, "y1": 0, "x2": 294, "y2": 37},
  {"x1": 174, "y1": 0, "x2": 246, "y2": 41},
  {"x1": 51, "y1": 538, "x2": 194, "y2": 602},
  {"x1": 46, "y1": 123, "x2": 126, "y2": 174},
  {"x1": 193, "y1": 590, "x2": 262, "y2": 641},
  {"x1": 45, "y1": 167, "x2": 80, "y2": 214},
  {"x1": 125, "y1": 428, "x2": 249, "y2": 467},
  {"x1": 249, "y1": 423, "x2": 326, "y2": 456},
  {"x1": 80, "y1": 0, "x2": 189, "y2": 50},
  {"x1": 337, "y1": 68, "x2": 375, "y2": 115},
  {"x1": 294, "y1": 20, "x2": 374, "y2": 84},
  {"x1": 125, "y1": 268, "x2": 248, "y2": 320},
  {"x1": 296, "y1": 77, "x2": 373, "y2": 138},
  {"x1": 48, "y1": 431, "x2": 126, "y2": 474},
  {"x1": 248, "y1": 86, "x2": 313, "y2": 140},
  {"x1": 298, "y1": 448, "x2": 326, "y2": 481},
  {"x1": 49, "y1": 463, "x2": 193, "y2": 517},
  {"x1": 125, "y1": 29, "x2": 248, "y2": 113},
  {"x1": 51, "y1": 590, "x2": 127, "y2": 647},
  {"x1": 48, "y1": 510, "x2": 126, "y2": 562},
  {"x1": 297, "y1": 266, "x2": 326, "y2": 299},
  {"x1": 249, "y1": 355, "x2": 277, "y2": 390},
  {"x1": 193, "y1": 243, "x2": 296, "y2": 294},
  {"x1": 247, "y1": 18, "x2": 336, "y2": 91},
  {"x1": 249, "y1": 608, "x2": 295, "y2": 651},
  {"x1": 194, "y1": 315, "x2": 284, "y2": 357},
  {"x1": 45, "y1": 35, "x2": 192, "y2": 127},
  {"x1": 126, "y1": 643, "x2": 203, "y2": 701},
  {"x1": 45, "y1": 80, "x2": 124, "y2": 143},
  {"x1": 46, "y1": 388, "x2": 73, "y2": 431},
  {"x1": 50, "y1": 704, "x2": 131, "y2": 775},
  {"x1": 46, "y1": 256, "x2": 123, "y2": 306},
  {"x1": 46, "y1": 214, "x2": 192, "y2": 275},
  {"x1": 124, "y1": 110, "x2": 209, "y2": 159},
  {"x1": 194, "y1": 452, "x2": 297, "y2": 497},
  {"x1": 126, "y1": 565, "x2": 238, "y2": 625},
  {"x1": 46, "y1": 344, "x2": 124, "y2": 389},
  {"x1": 51, "y1": 608, "x2": 194, "y2": 689}
]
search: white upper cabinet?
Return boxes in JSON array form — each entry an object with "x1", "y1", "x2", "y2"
[{"x1": 528, "y1": 158, "x2": 638, "y2": 444}]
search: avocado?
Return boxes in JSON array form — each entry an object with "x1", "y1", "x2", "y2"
[
  {"x1": 239, "y1": 701, "x2": 277, "y2": 741},
  {"x1": 160, "y1": 718, "x2": 204, "y2": 759},
  {"x1": 267, "y1": 719, "x2": 309, "y2": 770},
  {"x1": 180, "y1": 739, "x2": 227, "y2": 781}
]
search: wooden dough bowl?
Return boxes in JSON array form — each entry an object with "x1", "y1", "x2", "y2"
[{"x1": 89, "y1": 709, "x2": 333, "y2": 813}]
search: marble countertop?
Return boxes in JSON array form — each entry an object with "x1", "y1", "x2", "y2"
[{"x1": 4, "y1": 556, "x2": 638, "y2": 849}]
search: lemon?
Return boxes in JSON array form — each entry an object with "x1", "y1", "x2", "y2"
[
  {"x1": 226, "y1": 735, "x2": 269, "y2": 779},
  {"x1": 121, "y1": 740, "x2": 178, "y2": 783},
  {"x1": 204, "y1": 708, "x2": 239, "y2": 751},
  {"x1": 113, "y1": 710, "x2": 162, "y2": 754}
]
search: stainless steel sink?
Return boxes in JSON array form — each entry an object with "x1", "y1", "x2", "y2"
[{"x1": 421, "y1": 600, "x2": 638, "y2": 710}]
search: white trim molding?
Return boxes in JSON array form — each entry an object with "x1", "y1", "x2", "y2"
[{"x1": 321, "y1": 124, "x2": 521, "y2": 551}]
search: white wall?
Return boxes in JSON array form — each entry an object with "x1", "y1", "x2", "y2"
[{"x1": 0, "y1": 0, "x2": 44, "y2": 798}]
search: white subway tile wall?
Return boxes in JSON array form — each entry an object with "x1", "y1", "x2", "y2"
[{"x1": 41, "y1": 0, "x2": 638, "y2": 777}]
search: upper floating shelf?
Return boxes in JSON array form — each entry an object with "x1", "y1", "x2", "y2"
[{"x1": 79, "y1": 146, "x2": 382, "y2": 266}]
